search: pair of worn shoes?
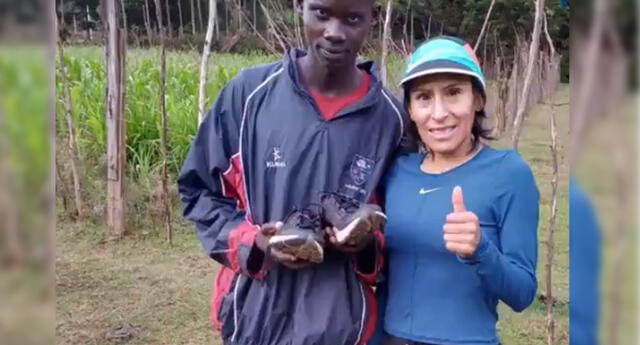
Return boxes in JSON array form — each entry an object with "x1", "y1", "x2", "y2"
[{"x1": 267, "y1": 192, "x2": 387, "y2": 264}]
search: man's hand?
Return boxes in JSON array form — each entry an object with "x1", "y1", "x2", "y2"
[
  {"x1": 325, "y1": 226, "x2": 374, "y2": 254},
  {"x1": 443, "y1": 186, "x2": 481, "y2": 258},
  {"x1": 256, "y1": 221, "x2": 314, "y2": 269}
]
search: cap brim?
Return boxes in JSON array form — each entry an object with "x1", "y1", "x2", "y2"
[{"x1": 399, "y1": 59, "x2": 486, "y2": 89}]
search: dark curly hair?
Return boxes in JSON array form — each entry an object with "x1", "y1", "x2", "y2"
[{"x1": 402, "y1": 82, "x2": 494, "y2": 154}]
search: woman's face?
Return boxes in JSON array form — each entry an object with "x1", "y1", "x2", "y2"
[{"x1": 407, "y1": 73, "x2": 483, "y2": 157}]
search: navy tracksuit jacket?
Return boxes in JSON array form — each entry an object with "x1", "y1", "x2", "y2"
[{"x1": 178, "y1": 49, "x2": 406, "y2": 345}]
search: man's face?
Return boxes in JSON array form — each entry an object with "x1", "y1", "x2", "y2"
[{"x1": 298, "y1": 0, "x2": 373, "y2": 69}]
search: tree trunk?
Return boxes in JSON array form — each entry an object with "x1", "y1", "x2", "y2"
[
  {"x1": 215, "y1": 0, "x2": 220, "y2": 39},
  {"x1": 197, "y1": 0, "x2": 204, "y2": 33},
  {"x1": 165, "y1": 0, "x2": 173, "y2": 39},
  {"x1": 427, "y1": 14, "x2": 432, "y2": 38},
  {"x1": 380, "y1": 0, "x2": 393, "y2": 86},
  {"x1": 293, "y1": 0, "x2": 302, "y2": 47},
  {"x1": 57, "y1": 40, "x2": 85, "y2": 219},
  {"x1": 253, "y1": 0, "x2": 257, "y2": 31},
  {"x1": 86, "y1": 5, "x2": 93, "y2": 41},
  {"x1": 237, "y1": 0, "x2": 242, "y2": 32},
  {"x1": 144, "y1": 0, "x2": 154, "y2": 44},
  {"x1": 105, "y1": 0, "x2": 127, "y2": 238},
  {"x1": 59, "y1": 0, "x2": 66, "y2": 29},
  {"x1": 410, "y1": 8, "x2": 414, "y2": 49},
  {"x1": 543, "y1": 8, "x2": 558, "y2": 100},
  {"x1": 403, "y1": 0, "x2": 411, "y2": 43},
  {"x1": 73, "y1": 15, "x2": 78, "y2": 34},
  {"x1": 474, "y1": 0, "x2": 496, "y2": 51},
  {"x1": 120, "y1": 0, "x2": 127, "y2": 32},
  {"x1": 190, "y1": 0, "x2": 196, "y2": 35},
  {"x1": 199, "y1": 0, "x2": 217, "y2": 124},
  {"x1": 511, "y1": 0, "x2": 546, "y2": 150},
  {"x1": 261, "y1": 2, "x2": 287, "y2": 53},
  {"x1": 154, "y1": 0, "x2": 173, "y2": 244},
  {"x1": 545, "y1": 102, "x2": 558, "y2": 345},
  {"x1": 178, "y1": 0, "x2": 184, "y2": 37}
]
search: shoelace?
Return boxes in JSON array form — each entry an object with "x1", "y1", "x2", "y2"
[
  {"x1": 322, "y1": 192, "x2": 360, "y2": 213},
  {"x1": 284, "y1": 204, "x2": 323, "y2": 230}
]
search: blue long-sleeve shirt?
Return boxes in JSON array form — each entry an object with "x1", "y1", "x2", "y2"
[
  {"x1": 378, "y1": 147, "x2": 539, "y2": 345},
  {"x1": 569, "y1": 177, "x2": 600, "y2": 345}
]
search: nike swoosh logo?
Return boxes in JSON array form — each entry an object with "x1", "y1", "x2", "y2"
[{"x1": 419, "y1": 187, "x2": 441, "y2": 195}]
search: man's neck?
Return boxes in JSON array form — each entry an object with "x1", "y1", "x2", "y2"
[{"x1": 298, "y1": 54, "x2": 362, "y2": 97}]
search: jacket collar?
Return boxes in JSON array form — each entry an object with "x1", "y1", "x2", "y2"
[{"x1": 282, "y1": 48, "x2": 385, "y2": 114}]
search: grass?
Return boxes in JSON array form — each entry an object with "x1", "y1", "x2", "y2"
[{"x1": 56, "y1": 46, "x2": 570, "y2": 345}]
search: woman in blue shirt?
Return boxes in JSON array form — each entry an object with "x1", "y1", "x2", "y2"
[{"x1": 374, "y1": 36, "x2": 540, "y2": 345}]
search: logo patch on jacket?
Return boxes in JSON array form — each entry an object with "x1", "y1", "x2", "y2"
[
  {"x1": 266, "y1": 147, "x2": 287, "y2": 168},
  {"x1": 350, "y1": 155, "x2": 374, "y2": 185}
]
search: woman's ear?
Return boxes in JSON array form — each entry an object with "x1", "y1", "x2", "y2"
[{"x1": 473, "y1": 91, "x2": 485, "y2": 112}]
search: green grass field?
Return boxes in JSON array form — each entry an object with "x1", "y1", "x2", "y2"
[{"x1": 55, "y1": 47, "x2": 569, "y2": 345}]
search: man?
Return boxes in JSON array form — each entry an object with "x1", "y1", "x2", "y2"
[{"x1": 178, "y1": 0, "x2": 405, "y2": 344}]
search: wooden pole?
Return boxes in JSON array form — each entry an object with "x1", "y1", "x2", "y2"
[
  {"x1": 178, "y1": 0, "x2": 184, "y2": 37},
  {"x1": 144, "y1": 0, "x2": 154, "y2": 44},
  {"x1": 474, "y1": 0, "x2": 496, "y2": 51},
  {"x1": 511, "y1": 0, "x2": 546, "y2": 150},
  {"x1": 199, "y1": 0, "x2": 217, "y2": 125},
  {"x1": 86, "y1": 5, "x2": 93, "y2": 41},
  {"x1": 253, "y1": 0, "x2": 257, "y2": 31},
  {"x1": 57, "y1": 39, "x2": 85, "y2": 219},
  {"x1": 105, "y1": 0, "x2": 126, "y2": 238},
  {"x1": 59, "y1": 0, "x2": 67, "y2": 30},
  {"x1": 545, "y1": 102, "x2": 558, "y2": 345},
  {"x1": 380, "y1": 0, "x2": 393, "y2": 86},
  {"x1": 190, "y1": 0, "x2": 196, "y2": 35},
  {"x1": 197, "y1": 0, "x2": 204, "y2": 33},
  {"x1": 410, "y1": 8, "x2": 414, "y2": 49},
  {"x1": 165, "y1": 0, "x2": 173, "y2": 39},
  {"x1": 120, "y1": 0, "x2": 128, "y2": 32},
  {"x1": 154, "y1": 0, "x2": 173, "y2": 244}
]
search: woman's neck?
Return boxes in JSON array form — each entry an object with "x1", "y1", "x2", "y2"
[{"x1": 421, "y1": 140, "x2": 480, "y2": 174}]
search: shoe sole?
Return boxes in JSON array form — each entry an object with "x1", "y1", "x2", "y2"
[
  {"x1": 335, "y1": 211, "x2": 387, "y2": 245},
  {"x1": 268, "y1": 235, "x2": 324, "y2": 264}
]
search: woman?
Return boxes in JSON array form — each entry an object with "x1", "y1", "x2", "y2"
[{"x1": 374, "y1": 36, "x2": 540, "y2": 345}]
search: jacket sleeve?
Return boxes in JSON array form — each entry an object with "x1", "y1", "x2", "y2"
[
  {"x1": 177, "y1": 78, "x2": 266, "y2": 279},
  {"x1": 458, "y1": 152, "x2": 539, "y2": 312}
]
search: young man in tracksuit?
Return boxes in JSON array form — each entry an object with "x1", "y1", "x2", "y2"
[{"x1": 178, "y1": 0, "x2": 405, "y2": 344}]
